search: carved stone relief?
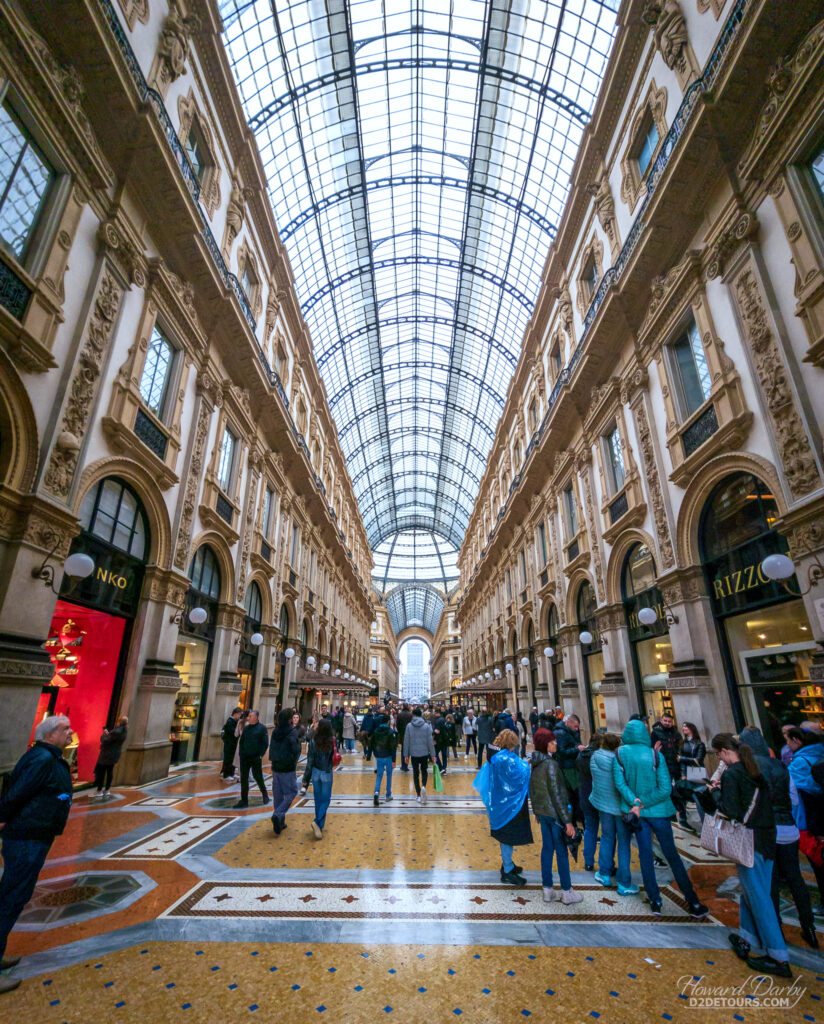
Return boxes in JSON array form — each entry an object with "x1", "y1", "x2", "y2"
[
  {"x1": 117, "y1": 0, "x2": 150, "y2": 30},
  {"x1": 173, "y1": 380, "x2": 214, "y2": 571},
  {"x1": 43, "y1": 270, "x2": 124, "y2": 499},
  {"x1": 731, "y1": 267, "x2": 820, "y2": 498},
  {"x1": 150, "y1": 1, "x2": 200, "y2": 98},
  {"x1": 580, "y1": 464, "x2": 605, "y2": 596},
  {"x1": 632, "y1": 402, "x2": 676, "y2": 570},
  {"x1": 585, "y1": 170, "x2": 620, "y2": 259},
  {"x1": 236, "y1": 463, "x2": 260, "y2": 602},
  {"x1": 642, "y1": 1, "x2": 700, "y2": 89}
]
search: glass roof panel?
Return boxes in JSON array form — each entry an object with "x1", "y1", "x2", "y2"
[{"x1": 220, "y1": 0, "x2": 619, "y2": 617}]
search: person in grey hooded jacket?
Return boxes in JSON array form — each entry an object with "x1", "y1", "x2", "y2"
[{"x1": 402, "y1": 707, "x2": 436, "y2": 801}]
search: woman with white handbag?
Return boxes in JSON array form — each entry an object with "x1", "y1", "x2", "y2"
[{"x1": 710, "y1": 734, "x2": 790, "y2": 978}]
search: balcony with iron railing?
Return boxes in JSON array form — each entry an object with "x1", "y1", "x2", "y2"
[{"x1": 463, "y1": 0, "x2": 752, "y2": 594}]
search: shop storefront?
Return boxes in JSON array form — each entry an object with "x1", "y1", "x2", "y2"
[
  {"x1": 237, "y1": 581, "x2": 263, "y2": 709},
  {"x1": 700, "y1": 472, "x2": 817, "y2": 748},
  {"x1": 171, "y1": 545, "x2": 221, "y2": 764},
  {"x1": 622, "y1": 543, "x2": 675, "y2": 725},
  {"x1": 577, "y1": 581, "x2": 606, "y2": 733},
  {"x1": 32, "y1": 478, "x2": 149, "y2": 785}
]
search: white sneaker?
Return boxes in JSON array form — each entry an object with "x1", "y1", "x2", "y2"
[
  {"x1": 421, "y1": 787, "x2": 427, "y2": 804},
  {"x1": 416, "y1": 795, "x2": 422, "y2": 803},
  {"x1": 542, "y1": 887, "x2": 561, "y2": 903},
  {"x1": 561, "y1": 889, "x2": 583, "y2": 904}
]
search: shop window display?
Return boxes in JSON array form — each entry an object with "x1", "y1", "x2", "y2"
[
  {"x1": 699, "y1": 472, "x2": 815, "y2": 741},
  {"x1": 32, "y1": 477, "x2": 149, "y2": 785}
]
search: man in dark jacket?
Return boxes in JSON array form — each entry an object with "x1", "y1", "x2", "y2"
[
  {"x1": 233, "y1": 710, "x2": 270, "y2": 808},
  {"x1": 396, "y1": 703, "x2": 413, "y2": 771},
  {"x1": 371, "y1": 714, "x2": 398, "y2": 805},
  {"x1": 360, "y1": 709, "x2": 376, "y2": 761},
  {"x1": 476, "y1": 710, "x2": 494, "y2": 767},
  {"x1": 0, "y1": 715, "x2": 74, "y2": 993},
  {"x1": 554, "y1": 715, "x2": 584, "y2": 823},
  {"x1": 269, "y1": 708, "x2": 301, "y2": 834},
  {"x1": 494, "y1": 708, "x2": 516, "y2": 735},
  {"x1": 652, "y1": 713, "x2": 685, "y2": 825},
  {"x1": 433, "y1": 710, "x2": 449, "y2": 772},
  {"x1": 221, "y1": 707, "x2": 243, "y2": 780},
  {"x1": 529, "y1": 707, "x2": 539, "y2": 735}
]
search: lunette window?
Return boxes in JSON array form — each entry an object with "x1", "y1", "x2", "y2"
[
  {"x1": 604, "y1": 424, "x2": 626, "y2": 493},
  {"x1": 80, "y1": 478, "x2": 147, "y2": 560},
  {"x1": 139, "y1": 325, "x2": 175, "y2": 416},
  {"x1": 0, "y1": 99, "x2": 56, "y2": 263},
  {"x1": 217, "y1": 427, "x2": 237, "y2": 492},
  {"x1": 669, "y1": 319, "x2": 711, "y2": 419}
]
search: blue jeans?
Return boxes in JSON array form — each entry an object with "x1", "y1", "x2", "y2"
[
  {"x1": 499, "y1": 842, "x2": 515, "y2": 873},
  {"x1": 271, "y1": 771, "x2": 299, "y2": 824},
  {"x1": 311, "y1": 769, "x2": 333, "y2": 830},
  {"x1": 636, "y1": 816, "x2": 698, "y2": 905},
  {"x1": 437, "y1": 746, "x2": 449, "y2": 771},
  {"x1": 345, "y1": 737, "x2": 354, "y2": 752},
  {"x1": 375, "y1": 756, "x2": 393, "y2": 797},
  {"x1": 0, "y1": 837, "x2": 51, "y2": 960},
  {"x1": 580, "y1": 783, "x2": 599, "y2": 867},
  {"x1": 738, "y1": 852, "x2": 787, "y2": 960},
  {"x1": 538, "y1": 815, "x2": 572, "y2": 890},
  {"x1": 599, "y1": 812, "x2": 632, "y2": 887}
]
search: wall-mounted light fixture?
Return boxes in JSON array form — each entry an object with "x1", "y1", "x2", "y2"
[{"x1": 33, "y1": 547, "x2": 95, "y2": 595}]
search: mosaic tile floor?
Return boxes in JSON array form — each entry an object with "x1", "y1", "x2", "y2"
[{"x1": 2, "y1": 755, "x2": 821, "y2": 1023}]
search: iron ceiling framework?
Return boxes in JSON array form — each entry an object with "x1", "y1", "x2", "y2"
[
  {"x1": 220, "y1": 0, "x2": 619, "y2": 628},
  {"x1": 385, "y1": 581, "x2": 445, "y2": 637}
]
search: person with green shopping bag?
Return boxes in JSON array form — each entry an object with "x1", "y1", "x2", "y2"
[{"x1": 473, "y1": 729, "x2": 533, "y2": 886}]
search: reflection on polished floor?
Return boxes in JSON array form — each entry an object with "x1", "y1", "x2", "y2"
[{"x1": 3, "y1": 749, "x2": 823, "y2": 1023}]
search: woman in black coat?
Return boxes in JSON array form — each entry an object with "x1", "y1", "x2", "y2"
[{"x1": 94, "y1": 717, "x2": 128, "y2": 798}]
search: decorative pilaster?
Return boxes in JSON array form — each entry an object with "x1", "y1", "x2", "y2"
[
  {"x1": 43, "y1": 266, "x2": 125, "y2": 500},
  {"x1": 173, "y1": 372, "x2": 218, "y2": 571},
  {"x1": 632, "y1": 401, "x2": 676, "y2": 570},
  {"x1": 730, "y1": 265, "x2": 821, "y2": 499}
]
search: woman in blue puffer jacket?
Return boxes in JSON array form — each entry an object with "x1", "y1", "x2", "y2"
[{"x1": 589, "y1": 733, "x2": 638, "y2": 895}]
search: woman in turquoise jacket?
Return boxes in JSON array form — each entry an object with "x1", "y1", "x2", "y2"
[
  {"x1": 612, "y1": 720, "x2": 707, "y2": 918},
  {"x1": 589, "y1": 734, "x2": 638, "y2": 894}
]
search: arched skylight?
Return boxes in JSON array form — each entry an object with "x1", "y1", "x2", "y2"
[
  {"x1": 385, "y1": 582, "x2": 445, "y2": 637},
  {"x1": 220, "y1": 0, "x2": 619, "y2": 574},
  {"x1": 373, "y1": 528, "x2": 458, "y2": 594}
]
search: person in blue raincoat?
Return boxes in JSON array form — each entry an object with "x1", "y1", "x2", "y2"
[{"x1": 473, "y1": 728, "x2": 532, "y2": 886}]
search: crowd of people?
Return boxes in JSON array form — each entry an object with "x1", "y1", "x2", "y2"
[{"x1": 1, "y1": 699, "x2": 822, "y2": 995}]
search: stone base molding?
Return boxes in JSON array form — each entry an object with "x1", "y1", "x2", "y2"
[
  {"x1": 0, "y1": 632, "x2": 55, "y2": 772},
  {"x1": 120, "y1": 658, "x2": 181, "y2": 784},
  {"x1": 666, "y1": 659, "x2": 713, "y2": 691}
]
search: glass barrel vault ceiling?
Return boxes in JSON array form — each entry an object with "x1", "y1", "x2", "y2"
[{"x1": 220, "y1": 0, "x2": 620, "y2": 608}]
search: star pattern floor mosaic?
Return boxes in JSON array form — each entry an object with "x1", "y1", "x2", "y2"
[{"x1": 2, "y1": 748, "x2": 822, "y2": 1024}]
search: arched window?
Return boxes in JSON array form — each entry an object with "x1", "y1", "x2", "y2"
[
  {"x1": 189, "y1": 546, "x2": 221, "y2": 600},
  {"x1": 80, "y1": 478, "x2": 148, "y2": 560},
  {"x1": 279, "y1": 604, "x2": 290, "y2": 639},
  {"x1": 546, "y1": 603, "x2": 559, "y2": 644},
  {"x1": 300, "y1": 619, "x2": 309, "y2": 661},
  {"x1": 577, "y1": 580, "x2": 597, "y2": 629},
  {"x1": 244, "y1": 581, "x2": 262, "y2": 624},
  {"x1": 699, "y1": 473, "x2": 778, "y2": 562},
  {"x1": 622, "y1": 543, "x2": 657, "y2": 600}
]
